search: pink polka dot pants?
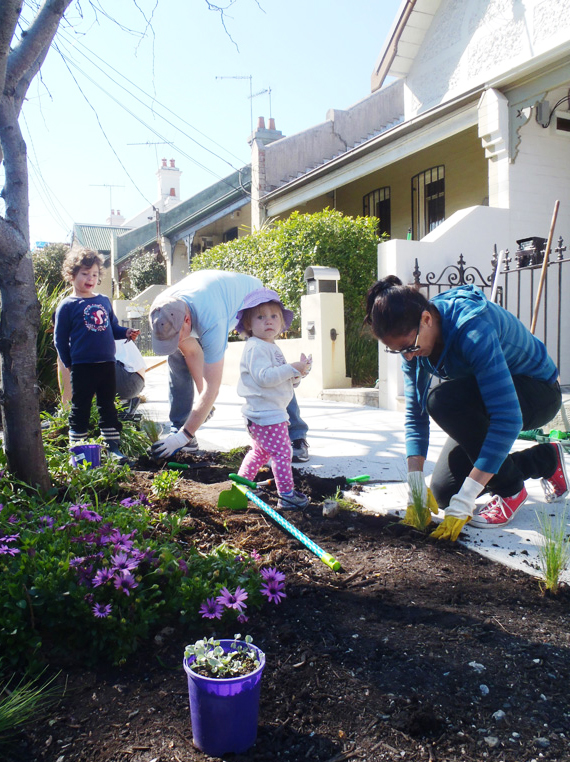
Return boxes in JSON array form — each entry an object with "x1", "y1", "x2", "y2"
[{"x1": 238, "y1": 420, "x2": 294, "y2": 494}]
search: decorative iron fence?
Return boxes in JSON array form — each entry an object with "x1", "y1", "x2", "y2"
[{"x1": 409, "y1": 235, "x2": 569, "y2": 385}]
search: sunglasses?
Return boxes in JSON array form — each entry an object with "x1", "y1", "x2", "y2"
[{"x1": 384, "y1": 318, "x2": 422, "y2": 355}]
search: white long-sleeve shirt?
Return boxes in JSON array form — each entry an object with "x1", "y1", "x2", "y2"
[{"x1": 237, "y1": 337, "x2": 301, "y2": 425}]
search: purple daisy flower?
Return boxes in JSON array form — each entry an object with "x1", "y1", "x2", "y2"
[
  {"x1": 38, "y1": 516, "x2": 55, "y2": 532},
  {"x1": 260, "y1": 567, "x2": 286, "y2": 584},
  {"x1": 110, "y1": 552, "x2": 138, "y2": 572},
  {"x1": 216, "y1": 586, "x2": 248, "y2": 613},
  {"x1": 237, "y1": 613, "x2": 249, "y2": 623},
  {"x1": 81, "y1": 509, "x2": 103, "y2": 523},
  {"x1": 0, "y1": 544, "x2": 20, "y2": 556},
  {"x1": 113, "y1": 571, "x2": 138, "y2": 596},
  {"x1": 199, "y1": 597, "x2": 224, "y2": 619},
  {"x1": 1, "y1": 533, "x2": 20, "y2": 543},
  {"x1": 92, "y1": 602, "x2": 112, "y2": 618},
  {"x1": 260, "y1": 580, "x2": 287, "y2": 604},
  {"x1": 92, "y1": 568, "x2": 114, "y2": 587}
]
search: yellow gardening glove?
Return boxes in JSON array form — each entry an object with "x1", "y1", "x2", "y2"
[
  {"x1": 430, "y1": 515, "x2": 470, "y2": 541},
  {"x1": 430, "y1": 476, "x2": 482, "y2": 542},
  {"x1": 402, "y1": 487, "x2": 439, "y2": 525}
]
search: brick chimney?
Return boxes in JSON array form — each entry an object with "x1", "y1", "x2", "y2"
[
  {"x1": 107, "y1": 209, "x2": 126, "y2": 226},
  {"x1": 156, "y1": 158, "x2": 182, "y2": 209},
  {"x1": 248, "y1": 116, "x2": 283, "y2": 147}
]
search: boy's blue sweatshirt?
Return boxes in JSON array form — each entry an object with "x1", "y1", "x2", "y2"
[
  {"x1": 403, "y1": 285, "x2": 558, "y2": 474},
  {"x1": 54, "y1": 294, "x2": 128, "y2": 368}
]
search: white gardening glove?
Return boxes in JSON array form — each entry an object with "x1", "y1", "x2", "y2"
[
  {"x1": 431, "y1": 476, "x2": 482, "y2": 541},
  {"x1": 150, "y1": 429, "x2": 192, "y2": 459}
]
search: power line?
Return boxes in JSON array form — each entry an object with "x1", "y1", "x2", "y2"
[
  {"x1": 59, "y1": 29, "x2": 249, "y2": 167},
  {"x1": 54, "y1": 45, "x2": 154, "y2": 208},
  {"x1": 54, "y1": 42, "x2": 249, "y2": 197}
]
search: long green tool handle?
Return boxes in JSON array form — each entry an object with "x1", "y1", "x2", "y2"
[
  {"x1": 229, "y1": 473, "x2": 258, "y2": 489},
  {"x1": 231, "y1": 481, "x2": 342, "y2": 572},
  {"x1": 346, "y1": 474, "x2": 370, "y2": 484}
]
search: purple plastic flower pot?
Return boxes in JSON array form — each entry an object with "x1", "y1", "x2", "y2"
[
  {"x1": 69, "y1": 444, "x2": 102, "y2": 469},
  {"x1": 183, "y1": 640, "x2": 265, "y2": 757}
]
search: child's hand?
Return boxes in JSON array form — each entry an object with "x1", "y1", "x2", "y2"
[
  {"x1": 292, "y1": 354, "x2": 312, "y2": 378},
  {"x1": 300, "y1": 353, "x2": 312, "y2": 376},
  {"x1": 126, "y1": 328, "x2": 140, "y2": 341}
]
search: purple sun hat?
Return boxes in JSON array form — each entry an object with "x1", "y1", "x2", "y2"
[{"x1": 235, "y1": 288, "x2": 294, "y2": 333}]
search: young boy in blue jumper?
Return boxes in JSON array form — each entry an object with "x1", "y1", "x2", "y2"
[
  {"x1": 365, "y1": 276, "x2": 568, "y2": 539},
  {"x1": 54, "y1": 248, "x2": 139, "y2": 461}
]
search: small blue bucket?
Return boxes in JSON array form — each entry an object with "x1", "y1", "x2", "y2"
[
  {"x1": 183, "y1": 640, "x2": 265, "y2": 756},
  {"x1": 69, "y1": 444, "x2": 102, "y2": 469}
]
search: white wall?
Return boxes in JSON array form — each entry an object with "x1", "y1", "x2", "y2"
[
  {"x1": 376, "y1": 205, "x2": 513, "y2": 409},
  {"x1": 405, "y1": 0, "x2": 570, "y2": 116}
]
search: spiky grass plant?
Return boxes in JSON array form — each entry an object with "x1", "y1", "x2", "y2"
[
  {"x1": 0, "y1": 668, "x2": 62, "y2": 741},
  {"x1": 402, "y1": 476, "x2": 432, "y2": 532},
  {"x1": 536, "y1": 505, "x2": 570, "y2": 594},
  {"x1": 139, "y1": 417, "x2": 163, "y2": 444}
]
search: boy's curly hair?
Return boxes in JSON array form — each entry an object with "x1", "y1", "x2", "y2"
[{"x1": 61, "y1": 247, "x2": 104, "y2": 284}]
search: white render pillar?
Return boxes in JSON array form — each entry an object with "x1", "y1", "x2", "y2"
[{"x1": 478, "y1": 88, "x2": 510, "y2": 209}]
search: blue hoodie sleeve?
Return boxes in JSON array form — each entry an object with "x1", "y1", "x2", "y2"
[
  {"x1": 403, "y1": 358, "x2": 430, "y2": 459},
  {"x1": 455, "y1": 319, "x2": 523, "y2": 473}
]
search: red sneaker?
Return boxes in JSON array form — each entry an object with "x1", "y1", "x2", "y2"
[
  {"x1": 540, "y1": 442, "x2": 569, "y2": 503},
  {"x1": 470, "y1": 486, "x2": 528, "y2": 528}
]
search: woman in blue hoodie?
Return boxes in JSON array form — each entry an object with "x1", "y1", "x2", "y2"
[{"x1": 364, "y1": 275, "x2": 568, "y2": 540}]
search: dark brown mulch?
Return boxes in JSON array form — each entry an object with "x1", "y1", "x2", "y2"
[{"x1": 10, "y1": 452, "x2": 570, "y2": 762}]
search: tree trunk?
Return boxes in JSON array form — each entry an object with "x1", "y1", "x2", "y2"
[{"x1": 0, "y1": 97, "x2": 50, "y2": 490}]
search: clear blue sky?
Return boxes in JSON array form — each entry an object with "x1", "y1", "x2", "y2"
[{"x1": 11, "y1": 0, "x2": 402, "y2": 247}]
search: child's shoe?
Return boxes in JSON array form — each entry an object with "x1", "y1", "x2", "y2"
[
  {"x1": 277, "y1": 490, "x2": 309, "y2": 510},
  {"x1": 470, "y1": 486, "x2": 528, "y2": 528},
  {"x1": 106, "y1": 442, "x2": 128, "y2": 465},
  {"x1": 540, "y1": 442, "x2": 569, "y2": 503}
]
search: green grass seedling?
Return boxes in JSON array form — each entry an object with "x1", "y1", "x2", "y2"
[
  {"x1": 405, "y1": 477, "x2": 432, "y2": 532},
  {"x1": 536, "y1": 505, "x2": 570, "y2": 594}
]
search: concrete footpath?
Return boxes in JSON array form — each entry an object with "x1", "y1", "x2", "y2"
[{"x1": 140, "y1": 360, "x2": 570, "y2": 585}]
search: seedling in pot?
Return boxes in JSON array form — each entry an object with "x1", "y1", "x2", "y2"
[{"x1": 184, "y1": 634, "x2": 260, "y2": 678}]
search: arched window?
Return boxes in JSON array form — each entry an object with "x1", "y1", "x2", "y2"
[
  {"x1": 411, "y1": 166, "x2": 445, "y2": 240},
  {"x1": 363, "y1": 186, "x2": 391, "y2": 237}
]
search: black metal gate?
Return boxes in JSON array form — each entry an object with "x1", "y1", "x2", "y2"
[{"x1": 410, "y1": 235, "x2": 569, "y2": 385}]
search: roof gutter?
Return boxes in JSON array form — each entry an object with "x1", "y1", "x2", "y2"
[
  {"x1": 371, "y1": 0, "x2": 417, "y2": 93},
  {"x1": 261, "y1": 85, "x2": 483, "y2": 211}
]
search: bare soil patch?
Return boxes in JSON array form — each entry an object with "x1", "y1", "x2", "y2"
[{"x1": 11, "y1": 452, "x2": 570, "y2": 762}]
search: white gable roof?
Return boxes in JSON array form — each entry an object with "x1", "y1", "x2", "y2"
[{"x1": 371, "y1": 0, "x2": 443, "y2": 91}]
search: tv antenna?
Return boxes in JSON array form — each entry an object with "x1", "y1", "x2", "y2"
[
  {"x1": 216, "y1": 74, "x2": 253, "y2": 135},
  {"x1": 250, "y1": 87, "x2": 272, "y2": 119},
  {"x1": 90, "y1": 183, "x2": 125, "y2": 214}
]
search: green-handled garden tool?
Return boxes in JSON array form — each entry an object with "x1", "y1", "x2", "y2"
[
  {"x1": 345, "y1": 474, "x2": 400, "y2": 485},
  {"x1": 217, "y1": 474, "x2": 342, "y2": 572}
]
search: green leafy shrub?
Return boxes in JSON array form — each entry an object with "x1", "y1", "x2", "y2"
[
  {"x1": 124, "y1": 251, "x2": 166, "y2": 297},
  {"x1": 32, "y1": 243, "x2": 69, "y2": 294},
  {"x1": 191, "y1": 209, "x2": 382, "y2": 383},
  {"x1": 36, "y1": 281, "x2": 69, "y2": 410}
]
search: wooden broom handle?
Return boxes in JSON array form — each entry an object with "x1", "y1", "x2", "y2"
[{"x1": 530, "y1": 200, "x2": 559, "y2": 335}]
